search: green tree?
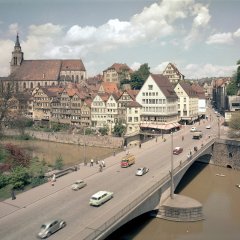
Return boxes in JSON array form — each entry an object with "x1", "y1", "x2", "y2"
[
  {"x1": 54, "y1": 154, "x2": 64, "y2": 170},
  {"x1": 113, "y1": 121, "x2": 126, "y2": 137},
  {"x1": 236, "y1": 59, "x2": 240, "y2": 87},
  {"x1": 130, "y1": 63, "x2": 150, "y2": 90},
  {"x1": 226, "y1": 76, "x2": 238, "y2": 96},
  {"x1": 10, "y1": 166, "x2": 30, "y2": 189},
  {"x1": 98, "y1": 126, "x2": 109, "y2": 136}
]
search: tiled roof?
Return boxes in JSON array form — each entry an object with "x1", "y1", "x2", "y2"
[
  {"x1": 104, "y1": 63, "x2": 133, "y2": 73},
  {"x1": 101, "y1": 82, "x2": 118, "y2": 93},
  {"x1": 127, "y1": 101, "x2": 142, "y2": 108},
  {"x1": 151, "y1": 74, "x2": 178, "y2": 99},
  {"x1": 9, "y1": 60, "x2": 61, "y2": 81},
  {"x1": 61, "y1": 59, "x2": 86, "y2": 71},
  {"x1": 179, "y1": 82, "x2": 198, "y2": 97},
  {"x1": 9, "y1": 59, "x2": 86, "y2": 81}
]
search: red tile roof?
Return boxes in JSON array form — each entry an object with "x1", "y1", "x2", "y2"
[{"x1": 103, "y1": 63, "x2": 133, "y2": 73}]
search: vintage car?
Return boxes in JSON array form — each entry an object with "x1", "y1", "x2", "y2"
[{"x1": 173, "y1": 147, "x2": 183, "y2": 155}]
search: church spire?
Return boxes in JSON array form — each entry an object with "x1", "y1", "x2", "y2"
[
  {"x1": 10, "y1": 33, "x2": 24, "y2": 74},
  {"x1": 15, "y1": 33, "x2": 20, "y2": 48}
]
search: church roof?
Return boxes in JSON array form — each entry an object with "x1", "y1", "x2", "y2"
[
  {"x1": 9, "y1": 59, "x2": 86, "y2": 81},
  {"x1": 9, "y1": 60, "x2": 61, "y2": 81},
  {"x1": 61, "y1": 59, "x2": 86, "y2": 71}
]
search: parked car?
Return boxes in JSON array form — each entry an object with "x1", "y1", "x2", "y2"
[
  {"x1": 173, "y1": 147, "x2": 183, "y2": 155},
  {"x1": 71, "y1": 179, "x2": 87, "y2": 190},
  {"x1": 37, "y1": 219, "x2": 66, "y2": 239},
  {"x1": 135, "y1": 167, "x2": 149, "y2": 176},
  {"x1": 206, "y1": 125, "x2": 211, "y2": 129},
  {"x1": 190, "y1": 127, "x2": 197, "y2": 132},
  {"x1": 89, "y1": 191, "x2": 113, "y2": 206}
]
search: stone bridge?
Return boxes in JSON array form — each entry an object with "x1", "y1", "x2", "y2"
[{"x1": 81, "y1": 138, "x2": 216, "y2": 240}]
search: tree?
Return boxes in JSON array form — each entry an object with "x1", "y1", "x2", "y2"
[
  {"x1": 113, "y1": 121, "x2": 126, "y2": 137},
  {"x1": 4, "y1": 143, "x2": 30, "y2": 168},
  {"x1": 54, "y1": 154, "x2": 64, "y2": 170},
  {"x1": 9, "y1": 116, "x2": 33, "y2": 136},
  {"x1": 226, "y1": 76, "x2": 238, "y2": 96},
  {"x1": 236, "y1": 59, "x2": 240, "y2": 87},
  {"x1": 0, "y1": 81, "x2": 15, "y2": 137},
  {"x1": 130, "y1": 63, "x2": 150, "y2": 89},
  {"x1": 10, "y1": 166, "x2": 30, "y2": 189},
  {"x1": 98, "y1": 126, "x2": 109, "y2": 136}
]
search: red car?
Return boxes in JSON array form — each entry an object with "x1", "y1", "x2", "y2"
[{"x1": 173, "y1": 147, "x2": 183, "y2": 155}]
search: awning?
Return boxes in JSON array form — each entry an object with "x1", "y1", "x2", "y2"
[{"x1": 140, "y1": 122, "x2": 180, "y2": 130}]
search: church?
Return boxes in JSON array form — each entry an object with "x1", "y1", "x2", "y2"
[{"x1": 5, "y1": 34, "x2": 87, "y2": 92}]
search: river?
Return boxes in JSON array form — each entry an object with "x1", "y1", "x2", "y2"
[
  {"x1": 106, "y1": 162, "x2": 240, "y2": 240},
  {"x1": 0, "y1": 139, "x2": 115, "y2": 166}
]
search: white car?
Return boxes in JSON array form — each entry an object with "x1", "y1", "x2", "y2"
[
  {"x1": 71, "y1": 180, "x2": 87, "y2": 190},
  {"x1": 89, "y1": 191, "x2": 113, "y2": 206},
  {"x1": 135, "y1": 167, "x2": 149, "y2": 176},
  {"x1": 206, "y1": 125, "x2": 211, "y2": 129},
  {"x1": 190, "y1": 127, "x2": 197, "y2": 132}
]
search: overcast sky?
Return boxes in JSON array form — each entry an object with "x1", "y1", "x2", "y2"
[{"x1": 0, "y1": 0, "x2": 239, "y2": 79}]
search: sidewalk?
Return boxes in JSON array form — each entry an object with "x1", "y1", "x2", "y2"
[{"x1": 0, "y1": 136, "x2": 163, "y2": 219}]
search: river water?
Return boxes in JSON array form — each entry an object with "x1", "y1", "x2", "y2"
[
  {"x1": 107, "y1": 162, "x2": 240, "y2": 240},
  {"x1": 0, "y1": 139, "x2": 115, "y2": 166}
]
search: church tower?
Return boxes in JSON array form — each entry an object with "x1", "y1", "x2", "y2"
[{"x1": 10, "y1": 33, "x2": 24, "y2": 74}]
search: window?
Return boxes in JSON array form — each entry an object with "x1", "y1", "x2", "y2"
[{"x1": 148, "y1": 85, "x2": 153, "y2": 90}]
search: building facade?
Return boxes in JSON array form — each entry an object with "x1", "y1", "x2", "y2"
[{"x1": 162, "y1": 63, "x2": 184, "y2": 84}]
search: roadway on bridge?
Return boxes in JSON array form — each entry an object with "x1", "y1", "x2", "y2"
[{"x1": 0, "y1": 109, "x2": 222, "y2": 240}]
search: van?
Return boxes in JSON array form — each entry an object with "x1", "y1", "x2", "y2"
[
  {"x1": 121, "y1": 154, "x2": 135, "y2": 168},
  {"x1": 89, "y1": 191, "x2": 113, "y2": 206},
  {"x1": 192, "y1": 131, "x2": 203, "y2": 139}
]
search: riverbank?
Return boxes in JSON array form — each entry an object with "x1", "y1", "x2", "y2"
[{"x1": 3, "y1": 129, "x2": 124, "y2": 148}]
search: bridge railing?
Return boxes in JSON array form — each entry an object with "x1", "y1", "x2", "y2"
[
  {"x1": 83, "y1": 137, "x2": 217, "y2": 240},
  {"x1": 83, "y1": 174, "x2": 171, "y2": 240}
]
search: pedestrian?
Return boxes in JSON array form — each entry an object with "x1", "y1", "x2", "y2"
[
  {"x1": 155, "y1": 137, "x2": 158, "y2": 142},
  {"x1": 113, "y1": 151, "x2": 116, "y2": 156},
  {"x1": 124, "y1": 145, "x2": 127, "y2": 151},
  {"x1": 52, "y1": 174, "x2": 56, "y2": 182},
  {"x1": 102, "y1": 160, "x2": 105, "y2": 167},
  {"x1": 90, "y1": 159, "x2": 94, "y2": 167},
  {"x1": 11, "y1": 189, "x2": 16, "y2": 200},
  {"x1": 182, "y1": 136, "x2": 184, "y2": 141},
  {"x1": 139, "y1": 143, "x2": 141, "y2": 148}
]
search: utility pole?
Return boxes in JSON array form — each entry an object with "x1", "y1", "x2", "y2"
[
  {"x1": 84, "y1": 127, "x2": 87, "y2": 166},
  {"x1": 218, "y1": 116, "x2": 220, "y2": 138},
  {"x1": 170, "y1": 131, "x2": 174, "y2": 199}
]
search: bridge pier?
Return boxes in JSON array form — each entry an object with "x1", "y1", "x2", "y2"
[{"x1": 155, "y1": 194, "x2": 204, "y2": 222}]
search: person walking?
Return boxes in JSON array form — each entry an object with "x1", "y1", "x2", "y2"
[
  {"x1": 90, "y1": 159, "x2": 94, "y2": 167},
  {"x1": 101, "y1": 160, "x2": 105, "y2": 167},
  {"x1": 11, "y1": 189, "x2": 16, "y2": 200}
]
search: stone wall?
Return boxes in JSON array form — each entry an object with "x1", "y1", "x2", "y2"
[
  {"x1": 4, "y1": 129, "x2": 124, "y2": 149},
  {"x1": 211, "y1": 139, "x2": 240, "y2": 170}
]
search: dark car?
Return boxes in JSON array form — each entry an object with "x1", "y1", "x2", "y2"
[{"x1": 173, "y1": 147, "x2": 183, "y2": 155}]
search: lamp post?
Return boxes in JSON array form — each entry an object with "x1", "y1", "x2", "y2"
[
  {"x1": 83, "y1": 127, "x2": 87, "y2": 166},
  {"x1": 170, "y1": 131, "x2": 174, "y2": 199},
  {"x1": 217, "y1": 116, "x2": 220, "y2": 138}
]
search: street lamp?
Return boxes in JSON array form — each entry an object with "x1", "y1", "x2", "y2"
[
  {"x1": 170, "y1": 131, "x2": 174, "y2": 199},
  {"x1": 217, "y1": 116, "x2": 220, "y2": 138},
  {"x1": 83, "y1": 127, "x2": 87, "y2": 166}
]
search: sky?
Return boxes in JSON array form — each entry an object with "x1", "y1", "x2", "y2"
[{"x1": 0, "y1": 0, "x2": 239, "y2": 79}]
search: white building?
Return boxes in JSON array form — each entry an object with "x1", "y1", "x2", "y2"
[
  {"x1": 136, "y1": 74, "x2": 179, "y2": 133},
  {"x1": 174, "y1": 82, "x2": 199, "y2": 124}
]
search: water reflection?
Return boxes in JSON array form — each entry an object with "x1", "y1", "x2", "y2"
[{"x1": 107, "y1": 162, "x2": 240, "y2": 240}]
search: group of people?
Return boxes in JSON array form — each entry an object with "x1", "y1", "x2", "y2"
[{"x1": 90, "y1": 159, "x2": 105, "y2": 171}]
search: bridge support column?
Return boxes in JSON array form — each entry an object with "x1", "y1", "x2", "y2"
[{"x1": 155, "y1": 194, "x2": 204, "y2": 222}]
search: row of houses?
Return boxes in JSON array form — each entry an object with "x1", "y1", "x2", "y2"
[{"x1": 7, "y1": 73, "x2": 208, "y2": 136}]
